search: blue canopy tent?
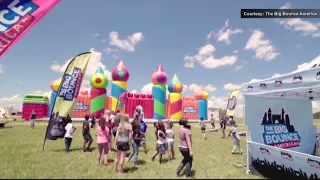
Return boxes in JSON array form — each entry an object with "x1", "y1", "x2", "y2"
[{"x1": 241, "y1": 55, "x2": 320, "y2": 179}]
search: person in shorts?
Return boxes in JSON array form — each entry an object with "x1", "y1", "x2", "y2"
[
  {"x1": 151, "y1": 120, "x2": 166, "y2": 164},
  {"x1": 166, "y1": 121, "x2": 175, "y2": 160},
  {"x1": 210, "y1": 114, "x2": 215, "y2": 129},
  {"x1": 114, "y1": 114, "x2": 132, "y2": 174},
  {"x1": 200, "y1": 117, "x2": 206, "y2": 140},
  {"x1": 97, "y1": 116, "x2": 110, "y2": 165},
  {"x1": 112, "y1": 111, "x2": 121, "y2": 138},
  {"x1": 83, "y1": 115, "x2": 93, "y2": 152},
  {"x1": 30, "y1": 110, "x2": 37, "y2": 129}
]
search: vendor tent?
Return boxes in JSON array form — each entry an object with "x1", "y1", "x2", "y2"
[{"x1": 241, "y1": 55, "x2": 320, "y2": 179}]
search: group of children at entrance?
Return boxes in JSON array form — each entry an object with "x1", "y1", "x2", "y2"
[{"x1": 62, "y1": 110, "x2": 195, "y2": 178}]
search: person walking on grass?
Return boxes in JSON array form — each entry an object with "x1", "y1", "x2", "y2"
[
  {"x1": 151, "y1": 120, "x2": 166, "y2": 164},
  {"x1": 127, "y1": 115, "x2": 141, "y2": 168},
  {"x1": 199, "y1": 117, "x2": 206, "y2": 140},
  {"x1": 139, "y1": 114, "x2": 148, "y2": 154},
  {"x1": 83, "y1": 115, "x2": 93, "y2": 152},
  {"x1": 220, "y1": 115, "x2": 227, "y2": 139},
  {"x1": 30, "y1": 110, "x2": 37, "y2": 129},
  {"x1": 97, "y1": 116, "x2": 111, "y2": 165},
  {"x1": 166, "y1": 121, "x2": 175, "y2": 160},
  {"x1": 64, "y1": 117, "x2": 76, "y2": 153},
  {"x1": 177, "y1": 118, "x2": 194, "y2": 178},
  {"x1": 228, "y1": 121, "x2": 242, "y2": 155},
  {"x1": 114, "y1": 114, "x2": 132, "y2": 175}
]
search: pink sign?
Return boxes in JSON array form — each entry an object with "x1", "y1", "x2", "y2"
[{"x1": 0, "y1": 0, "x2": 60, "y2": 58}]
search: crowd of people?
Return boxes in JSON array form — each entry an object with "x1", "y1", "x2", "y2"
[{"x1": 30, "y1": 109, "x2": 242, "y2": 178}]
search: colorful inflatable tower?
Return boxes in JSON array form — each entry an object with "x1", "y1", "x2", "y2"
[
  {"x1": 195, "y1": 90, "x2": 208, "y2": 120},
  {"x1": 49, "y1": 78, "x2": 62, "y2": 116},
  {"x1": 90, "y1": 66, "x2": 108, "y2": 118},
  {"x1": 168, "y1": 74, "x2": 183, "y2": 120},
  {"x1": 111, "y1": 60, "x2": 130, "y2": 112},
  {"x1": 152, "y1": 65, "x2": 168, "y2": 119}
]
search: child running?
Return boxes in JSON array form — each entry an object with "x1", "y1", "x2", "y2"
[
  {"x1": 83, "y1": 115, "x2": 93, "y2": 152},
  {"x1": 127, "y1": 115, "x2": 141, "y2": 168},
  {"x1": 97, "y1": 116, "x2": 110, "y2": 165},
  {"x1": 228, "y1": 121, "x2": 242, "y2": 154},
  {"x1": 151, "y1": 120, "x2": 166, "y2": 164},
  {"x1": 166, "y1": 121, "x2": 175, "y2": 160}
]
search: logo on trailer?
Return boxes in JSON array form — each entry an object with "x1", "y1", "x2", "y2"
[
  {"x1": 259, "y1": 83, "x2": 267, "y2": 89},
  {"x1": 281, "y1": 152, "x2": 293, "y2": 161},
  {"x1": 292, "y1": 75, "x2": 303, "y2": 84},
  {"x1": 307, "y1": 158, "x2": 320, "y2": 169},
  {"x1": 274, "y1": 80, "x2": 283, "y2": 87},
  {"x1": 261, "y1": 107, "x2": 301, "y2": 149},
  {"x1": 247, "y1": 86, "x2": 253, "y2": 91},
  {"x1": 259, "y1": 147, "x2": 270, "y2": 155}
]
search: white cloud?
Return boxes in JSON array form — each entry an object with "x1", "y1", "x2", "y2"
[
  {"x1": 277, "y1": 3, "x2": 320, "y2": 38},
  {"x1": 207, "y1": 19, "x2": 242, "y2": 44},
  {"x1": 296, "y1": 45, "x2": 301, "y2": 48},
  {"x1": 109, "y1": 31, "x2": 143, "y2": 52},
  {"x1": 0, "y1": 64, "x2": 3, "y2": 73},
  {"x1": 94, "y1": 33, "x2": 100, "y2": 37},
  {"x1": 234, "y1": 65, "x2": 243, "y2": 72},
  {"x1": 32, "y1": 90, "x2": 52, "y2": 99},
  {"x1": 17, "y1": 81, "x2": 23, "y2": 84},
  {"x1": 233, "y1": 50, "x2": 239, "y2": 54},
  {"x1": 186, "y1": 83, "x2": 216, "y2": 93},
  {"x1": 0, "y1": 94, "x2": 22, "y2": 103},
  {"x1": 244, "y1": 30, "x2": 279, "y2": 61},
  {"x1": 248, "y1": 78, "x2": 262, "y2": 83},
  {"x1": 223, "y1": 83, "x2": 241, "y2": 91},
  {"x1": 50, "y1": 48, "x2": 112, "y2": 89},
  {"x1": 184, "y1": 44, "x2": 237, "y2": 69}
]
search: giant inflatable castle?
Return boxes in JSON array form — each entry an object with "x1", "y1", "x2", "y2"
[{"x1": 21, "y1": 60, "x2": 208, "y2": 120}]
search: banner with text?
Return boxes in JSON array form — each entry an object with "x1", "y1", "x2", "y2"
[
  {"x1": 245, "y1": 95, "x2": 317, "y2": 154},
  {"x1": 45, "y1": 52, "x2": 91, "y2": 140},
  {"x1": 0, "y1": 0, "x2": 60, "y2": 57},
  {"x1": 248, "y1": 141, "x2": 320, "y2": 179}
]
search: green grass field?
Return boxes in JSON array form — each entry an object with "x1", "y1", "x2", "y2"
[
  {"x1": 0, "y1": 121, "x2": 260, "y2": 179},
  {"x1": 0, "y1": 120, "x2": 319, "y2": 179}
]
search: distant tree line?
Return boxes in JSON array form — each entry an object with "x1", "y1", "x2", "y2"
[
  {"x1": 219, "y1": 108, "x2": 227, "y2": 117},
  {"x1": 313, "y1": 111, "x2": 320, "y2": 119}
]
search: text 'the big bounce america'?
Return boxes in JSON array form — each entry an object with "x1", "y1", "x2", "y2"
[{"x1": 261, "y1": 107, "x2": 301, "y2": 149}]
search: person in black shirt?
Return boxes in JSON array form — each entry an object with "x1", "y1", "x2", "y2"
[
  {"x1": 83, "y1": 115, "x2": 93, "y2": 152},
  {"x1": 91, "y1": 115, "x2": 96, "y2": 128},
  {"x1": 127, "y1": 115, "x2": 141, "y2": 168}
]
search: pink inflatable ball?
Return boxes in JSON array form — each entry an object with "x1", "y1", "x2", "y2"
[
  {"x1": 128, "y1": 93, "x2": 134, "y2": 98},
  {"x1": 151, "y1": 65, "x2": 168, "y2": 85},
  {"x1": 147, "y1": 94, "x2": 153, "y2": 99},
  {"x1": 140, "y1": 94, "x2": 146, "y2": 98},
  {"x1": 111, "y1": 60, "x2": 130, "y2": 82},
  {"x1": 134, "y1": 93, "x2": 140, "y2": 98}
]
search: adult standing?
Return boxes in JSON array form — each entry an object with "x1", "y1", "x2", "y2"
[
  {"x1": 199, "y1": 117, "x2": 206, "y2": 140},
  {"x1": 176, "y1": 118, "x2": 194, "y2": 178},
  {"x1": 30, "y1": 110, "x2": 37, "y2": 129},
  {"x1": 220, "y1": 115, "x2": 227, "y2": 139}
]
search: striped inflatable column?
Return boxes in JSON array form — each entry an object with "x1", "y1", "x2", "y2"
[
  {"x1": 111, "y1": 60, "x2": 130, "y2": 112},
  {"x1": 90, "y1": 66, "x2": 108, "y2": 118},
  {"x1": 194, "y1": 90, "x2": 208, "y2": 120},
  {"x1": 168, "y1": 74, "x2": 183, "y2": 120},
  {"x1": 151, "y1": 65, "x2": 168, "y2": 119}
]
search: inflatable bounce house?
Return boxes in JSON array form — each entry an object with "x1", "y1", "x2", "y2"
[
  {"x1": 21, "y1": 60, "x2": 208, "y2": 120},
  {"x1": 21, "y1": 94, "x2": 49, "y2": 120}
]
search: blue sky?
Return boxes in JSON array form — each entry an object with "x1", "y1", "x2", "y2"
[{"x1": 0, "y1": 0, "x2": 320, "y2": 114}]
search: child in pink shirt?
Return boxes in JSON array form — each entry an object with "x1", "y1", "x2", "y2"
[{"x1": 97, "y1": 116, "x2": 110, "y2": 165}]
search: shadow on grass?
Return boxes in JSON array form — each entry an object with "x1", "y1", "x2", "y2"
[
  {"x1": 51, "y1": 147, "x2": 97, "y2": 152},
  {"x1": 180, "y1": 169, "x2": 196, "y2": 177},
  {"x1": 123, "y1": 160, "x2": 147, "y2": 173}
]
